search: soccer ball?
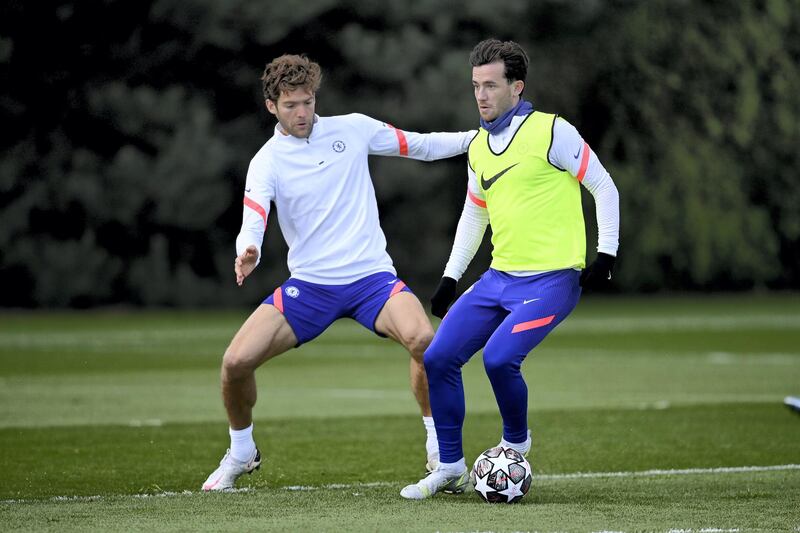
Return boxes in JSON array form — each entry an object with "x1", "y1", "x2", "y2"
[{"x1": 470, "y1": 446, "x2": 532, "y2": 503}]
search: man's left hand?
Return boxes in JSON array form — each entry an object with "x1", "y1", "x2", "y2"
[{"x1": 580, "y1": 252, "x2": 616, "y2": 288}]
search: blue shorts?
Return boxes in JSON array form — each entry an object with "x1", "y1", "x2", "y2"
[{"x1": 263, "y1": 271, "x2": 412, "y2": 345}]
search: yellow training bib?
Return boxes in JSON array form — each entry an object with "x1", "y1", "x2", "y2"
[{"x1": 468, "y1": 112, "x2": 586, "y2": 271}]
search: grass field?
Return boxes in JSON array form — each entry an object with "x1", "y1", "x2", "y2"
[{"x1": 1, "y1": 295, "x2": 799, "y2": 532}]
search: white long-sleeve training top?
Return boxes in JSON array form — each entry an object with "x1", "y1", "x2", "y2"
[{"x1": 237, "y1": 113, "x2": 474, "y2": 284}]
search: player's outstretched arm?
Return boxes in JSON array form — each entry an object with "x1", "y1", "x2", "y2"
[
  {"x1": 362, "y1": 113, "x2": 476, "y2": 161},
  {"x1": 399, "y1": 130, "x2": 477, "y2": 161},
  {"x1": 234, "y1": 245, "x2": 260, "y2": 286}
]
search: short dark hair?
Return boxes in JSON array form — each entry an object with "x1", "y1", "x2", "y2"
[
  {"x1": 261, "y1": 54, "x2": 322, "y2": 102},
  {"x1": 469, "y1": 39, "x2": 529, "y2": 83}
]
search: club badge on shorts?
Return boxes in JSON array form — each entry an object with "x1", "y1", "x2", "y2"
[{"x1": 285, "y1": 286, "x2": 300, "y2": 298}]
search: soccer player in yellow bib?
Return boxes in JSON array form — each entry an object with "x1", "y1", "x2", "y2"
[{"x1": 401, "y1": 39, "x2": 620, "y2": 499}]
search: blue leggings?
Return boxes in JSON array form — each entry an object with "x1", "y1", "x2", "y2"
[{"x1": 424, "y1": 268, "x2": 581, "y2": 463}]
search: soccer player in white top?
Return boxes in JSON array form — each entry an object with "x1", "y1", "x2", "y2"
[{"x1": 202, "y1": 54, "x2": 475, "y2": 491}]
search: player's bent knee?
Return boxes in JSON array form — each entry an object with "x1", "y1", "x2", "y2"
[
  {"x1": 222, "y1": 347, "x2": 258, "y2": 380},
  {"x1": 405, "y1": 327, "x2": 434, "y2": 358},
  {"x1": 482, "y1": 352, "x2": 520, "y2": 378},
  {"x1": 423, "y1": 346, "x2": 453, "y2": 379}
]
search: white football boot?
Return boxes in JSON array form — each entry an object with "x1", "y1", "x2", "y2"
[
  {"x1": 400, "y1": 467, "x2": 469, "y2": 500},
  {"x1": 202, "y1": 448, "x2": 261, "y2": 491},
  {"x1": 497, "y1": 429, "x2": 531, "y2": 456},
  {"x1": 785, "y1": 396, "x2": 800, "y2": 414}
]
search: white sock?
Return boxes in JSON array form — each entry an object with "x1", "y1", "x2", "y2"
[
  {"x1": 229, "y1": 424, "x2": 256, "y2": 463},
  {"x1": 422, "y1": 416, "x2": 438, "y2": 457},
  {"x1": 436, "y1": 458, "x2": 466, "y2": 475},
  {"x1": 500, "y1": 429, "x2": 531, "y2": 453}
]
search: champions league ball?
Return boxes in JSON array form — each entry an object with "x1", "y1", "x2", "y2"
[{"x1": 470, "y1": 446, "x2": 532, "y2": 503}]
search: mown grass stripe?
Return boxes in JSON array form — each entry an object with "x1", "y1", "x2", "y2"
[{"x1": 3, "y1": 464, "x2": 797, "y2": 504}]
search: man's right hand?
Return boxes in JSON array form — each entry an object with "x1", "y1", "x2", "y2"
[
  {"x1": 430, "y1": 277, "x2": 457, "y2": 319},
  {"x1": 235, "y1": 245, "x2": 259, "y2": 286}
]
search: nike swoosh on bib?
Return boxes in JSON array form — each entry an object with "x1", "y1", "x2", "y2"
[{"x1": 480, "y1": 163, "x2": 518, "y2": 190}]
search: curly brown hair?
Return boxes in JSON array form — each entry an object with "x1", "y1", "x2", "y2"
[{"x1": 261, "y1": 54, "x2": 322, "y2": 102}]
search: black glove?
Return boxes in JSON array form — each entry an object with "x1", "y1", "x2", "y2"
[
  {"x1": 430, "y1": 277, "x2": 457, "y2": 318},
  {"x1": 580, "y1": 252, "x2": 616, "y2": 288}
]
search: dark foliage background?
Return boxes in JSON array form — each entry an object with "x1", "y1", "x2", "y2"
[{"x1": 2, "y1": 0, "x2": 798, "y2": 307}]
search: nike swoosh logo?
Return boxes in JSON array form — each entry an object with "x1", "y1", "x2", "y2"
[
  {"x1": 480, "y1": 163, "x2": 518, "y2": 190},
  {"x1": 245, "y1": 188, "x2": 252, "y2": 193},
  {"x1": 387, "y1": 279, "x2": 398, "y2": 284},
  {"x1": 522, "y1": 298, "x2": 540, "y2": 304},
  {"x1": 573, "y1": 147, "x2": 581, "y2": 159}
]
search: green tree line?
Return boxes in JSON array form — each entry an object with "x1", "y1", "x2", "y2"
[{"x1": 1, "y1": 0, "x2": 798, "y2": 307}]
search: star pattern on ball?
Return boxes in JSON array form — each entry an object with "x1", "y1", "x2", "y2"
[
  {"x1": 473, "y1": 468, "x2": 495, "y2": 501},
  {"x1": 497, "y1": 476, "x2": 525, "y2": 503},
  {"x1": 486, "y1": 449, "x2": 521, "y2": 476}
]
